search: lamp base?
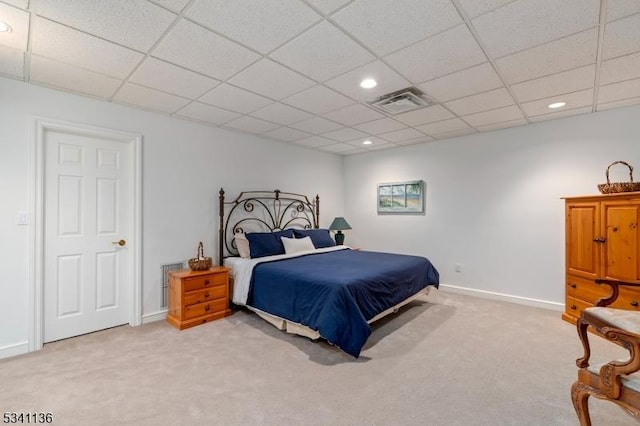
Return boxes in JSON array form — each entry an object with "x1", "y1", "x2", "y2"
[{"x1": 334, "y1": 231, "x2": 345, "y2": 245}]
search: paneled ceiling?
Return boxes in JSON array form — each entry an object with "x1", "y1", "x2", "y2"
[{"x1": 1, "y1": 0, "x2": 640, "y2": 155}]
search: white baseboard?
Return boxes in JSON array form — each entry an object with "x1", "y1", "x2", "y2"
[
  {"x1": 0, "y1": 341, "x2": 29, "y2": 360},
  {"x1": 142, "y1": 309, "x2": 167, "y2": 324},
  {"x1": 439, "y1": 284, "x2": 564, "y2": 312}
]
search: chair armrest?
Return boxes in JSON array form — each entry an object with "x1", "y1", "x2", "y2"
[
  {"x1": 594, "y1": 279, "x2": 640, "y2": 307},
  {"x1": 598, "y1": 326, "x2": 640, "y2": 399}
]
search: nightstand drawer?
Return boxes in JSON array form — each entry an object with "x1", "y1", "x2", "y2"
[
  {"x1": 184, "y1": 286, "x2": 226, "y2": 306},
  {"x1": 184, "y1": 298, "x2": 228, "y2": 320},
  {"x1": 183, "y1": 273, "x2": 227, "y2": 292}
]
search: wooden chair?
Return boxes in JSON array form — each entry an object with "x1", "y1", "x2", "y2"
[{"x1": 571, "y1": 278, "x2": 640, "y2": 425}]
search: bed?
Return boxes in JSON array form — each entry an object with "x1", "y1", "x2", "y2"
[{"x1": 218, "y1": 189, "x2": 439, "y2": 357}]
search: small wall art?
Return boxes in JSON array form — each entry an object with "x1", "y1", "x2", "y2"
[{"x1": 377, "y1": 180, "x2": 425, "y2": 214}]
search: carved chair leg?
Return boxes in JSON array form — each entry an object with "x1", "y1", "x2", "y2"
[
  {"x1": 576, "y1": 318, "x2": 591, "y2": 368},
  {"x1": 571, "y1": 381, "x2": 593, "y2": 426}
]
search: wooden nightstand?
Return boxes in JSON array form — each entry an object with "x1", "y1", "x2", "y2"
[{"x1": 167, "y1": 267, "x2": 232, "y2": 330}]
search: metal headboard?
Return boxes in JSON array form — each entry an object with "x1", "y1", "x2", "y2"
[{"x1": 218, "y1": 188, "x2": 320, "y2": 264}]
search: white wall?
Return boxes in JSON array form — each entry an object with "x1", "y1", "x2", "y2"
[
  {"x1": 0, "y1": 77, "x2": 345, "y2": 358},
  {"x1": 344, "y1": 106, "x2": 640, "y2": 307}
]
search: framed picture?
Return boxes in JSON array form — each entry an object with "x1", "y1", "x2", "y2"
[{"x1": 377, "y1": 180, "x2": 425, "y2": 214}]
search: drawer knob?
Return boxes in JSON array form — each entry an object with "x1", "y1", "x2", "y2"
[
  {"x1": 205, "y1": 304, "x2": 210, "y2": 311},
  {"x1": 205, "y1": 292, "x2": 210, "y2": 298},
  {"x1": 204, "y1": 279, "x2": 210, "y2": 285},
  {"x1": 570, "y1": 304, "x2": 577, "y2": 310},
  {"x1": 568, "y1": 283, "x2": 576, "y2": 289},
  {"x1": 632, "y1": 301, "x2": 639, "y2": 307}
]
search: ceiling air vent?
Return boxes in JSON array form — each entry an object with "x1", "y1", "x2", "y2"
[{"x1": 369, "y1": 87, "x2": 431, "y2": 115}]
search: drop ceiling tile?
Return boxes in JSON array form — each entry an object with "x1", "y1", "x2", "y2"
[
  {"x1": 282, "y1": 85, "x2": 354, "y2": 114},
  {"x1": 0, "y1": 45, "x2": 23, "y2": 78},
  {"x1": 511, "y1": 65, "x2": 596, "y2": 102},
  {"x1": 431, "y1": 128, "x2": 477, "y2": 140},
  {"x1": 324, "y1": 60, "x2": 411, "y2": 102},
  {"x1": 227, "y1": 58, "x2": 315, "y2": 100},
  {"x1": 472, "y1": 0, "x2": 599, "y2": 59},
  {"x1": 384, "y1": 25, "x2": 487, "y2": 83},
  {"x1": 36, "y1": 0, "x2": 176, "y2": 52},
  {"x1": 320, "y1": 143, "x2": 364, "y2": 154},
  {"x1": 418, "y1": 62, "x2": 504, "y2": 103},
  {"x1": 270, "y1": 21, "x2": 375, "y2": 82},
  {"x1": 151, "y1": 0, "x2": 190, "y2": 13},
  {"x1": 250, "y1": 102, "x2": 313, "y2": 126},
  {"x1": 528, "y1": 106, "x2": 592, "y2": 122},
  {"x1": 293, "y1": 135, "x2": 336, "y2": 148},
  {"x1": 597, "y1": 96, "x2": 640, "y2": 111},
  {"x1": 495, "y1": 29, "x2": 597, "y2": 84},
  {"x1": 521, "y1": 88, "x2": 594, "y2": 117},
  {"x1": 364, "y1": 142, "x2": 398, "y2": 151},
  {"x1": 262, "y1": 127, "x2": 311, "y2": 142},
  {"x1": 30, "y1": 55, "x2": 121, "y2": 99},
  {"x1": 456, "y1": 0, "x2": 517, "y2": 19},
  {"x1": 416, "y1": 118, "x2": 472, "y2": 137},
  {"x1": 474, "y1": 118, "x2": 528, "y2": 132},
  {"x1": 444, "y1": 87, "x2": 515, "y2": 116},
  {"x1": 333, "y1": 0, "x2": 461, "y2": 56},
  {"x1": 378, "y1": 127, "x2": 426, "y2": 143},
  {"x1": 602, "y1": 13, "x2": 640, "y2": 60},
  {"x1": 223, "y1": 116, "x2": 281, "y2": 134},
  {"x1": 305, "y1": 0, "x2": 351, "y2": 15},
  {"x1": 600, "y1": 52, "x2": 640, "y2": 85},
  {"x1": 395, "y1": 136, "x2": 434, "y2": 146},
  {"x1": 186, "y1": 0, "x2": 320, "y2": 54},
  {"x1": 0, "y1": 3, "x2": 29, "y2": 50},
  {"x1": 393, "y1": 105, "x2": 454, "y2": 126},
  {"x1": 598, "y1": 78, "x2": 640, "y2": 104},
  {"x1": 153, "y1": 19, "x2": 260, "y2": 80},
  {"x1": 322, "y1": 104, "x2": 385, "y2": 126},
  {"x1": 606, "y1": 0, "x2": 640, "y2": 22},
  {"x1": 31, "y1": 18, "x2": 144, "y2": 78},
  {"x1": 198, "y1": 84, "x2": 272, "y2": 114},
  {"x1": 113, "y1": 83, "x2": 190, "y2": 113},
  {"x1": 2, "y1": 0, "x2": 28, "y2": 8},
  {"x1": 175, "y1": 102, "x2": 240, "y2": 125},
  {"x1": 129, "y1": 58, "x2": 220, "y2": 99},
  {"x1": 462, "y1": 105, "x2": 524, "y2": 127},
  {"x1": 289, "y1": 117, "x2": 344, "y2": 134},
  {"x1": 323, "y1": 127, "x2": 369, "y2": 142},
  {"x1": 354, "y1": 118, "x2": 406, "y2": 135}
]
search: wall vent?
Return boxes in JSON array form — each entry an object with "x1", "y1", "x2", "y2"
[
  {"x1": 369, "y1": 87, "x2": 431, "y2": 115},
  {"x1": 161, "y1": 262, "x2": 184, "y2": 308}
]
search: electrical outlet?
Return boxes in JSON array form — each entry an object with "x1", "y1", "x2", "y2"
[{"x1": 454, "y1": 263, "x2": 462, "y2": 273}]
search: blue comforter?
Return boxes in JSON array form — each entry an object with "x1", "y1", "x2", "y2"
[{"x1": 247, "y1": 249, "x2": 439, "y2": 357}]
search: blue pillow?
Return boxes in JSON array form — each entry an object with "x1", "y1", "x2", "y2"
[
  {"x1": 293, "y1": 229, "x2": 336, "y2": 248},
  {"x1": 246, "y1": 230, "x2": 294, "y2": 258}
]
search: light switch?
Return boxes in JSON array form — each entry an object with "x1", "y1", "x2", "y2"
[{"x1": 17, "y1": 210, "x2": 28, "y2": 225}]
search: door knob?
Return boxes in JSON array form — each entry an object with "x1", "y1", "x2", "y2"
[{"x1": 112, "y1": 239, "x2": 126, "y2": 247}]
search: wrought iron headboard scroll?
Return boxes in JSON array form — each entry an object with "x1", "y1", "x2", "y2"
[{"x1": 218, "y1": 188, "x2": 320, "y2": 264}]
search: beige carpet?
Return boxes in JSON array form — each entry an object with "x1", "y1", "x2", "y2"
[{"x1": 0, "y1": 289, "x2": 634, "y2": 426}]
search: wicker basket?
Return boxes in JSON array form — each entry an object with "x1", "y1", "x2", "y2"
[
  {"x1": 188, "y1": 241, "x2": 212, "y2": 271},
  {"x1": 597, "y1": 161, "x2": 640, "y2": 194}
]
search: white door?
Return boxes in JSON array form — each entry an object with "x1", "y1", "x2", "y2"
[{"x1": 43, "y1": 129, "x2": 131, "y2": 342}]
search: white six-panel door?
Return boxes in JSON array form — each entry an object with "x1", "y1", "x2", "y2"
[{"x1": 43, "y1": 129, "x2": 131, "y2": 342}]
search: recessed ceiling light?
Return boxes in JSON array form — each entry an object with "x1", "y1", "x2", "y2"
[
  {"x1": 0, "y1": 21, "x2": 11, "y2": 33},
  {"x1": 362, "y1": 140, "x2": 373, "y2": 145},
  {"x1": 548, "y1": 101, "x2": 566, "y2": 109},
  {"x1": 360, "y1": 78, "x2": 377, "y2": 89}
]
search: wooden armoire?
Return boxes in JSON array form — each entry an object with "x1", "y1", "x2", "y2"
[{"x1": 563, "y1": 192, "x2": 640, "y2": 323}]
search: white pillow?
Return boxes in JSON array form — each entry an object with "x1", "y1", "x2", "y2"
[
  {"x1": 234, "y1": 233, "x2": 250, "y2": 258},
  {"x1": 281, "y1": 236, "x2": 315, "y2": 254}
]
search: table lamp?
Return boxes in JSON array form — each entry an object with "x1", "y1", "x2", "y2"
[{"x1": 329, "y1": 217, "x2": 352, "y2": 245}]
